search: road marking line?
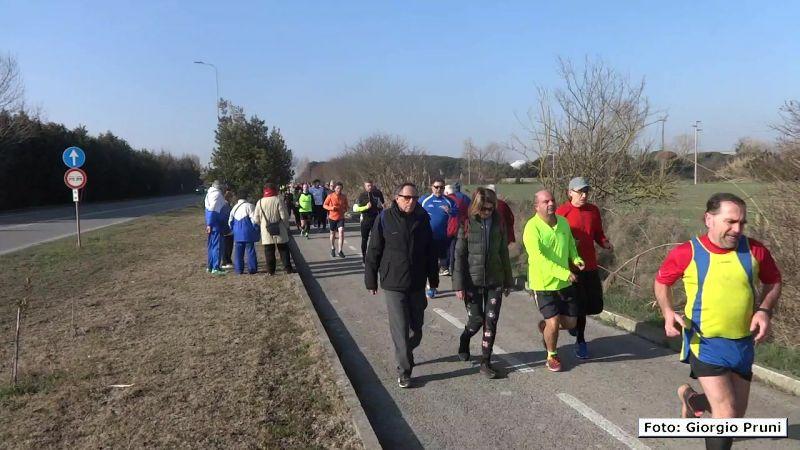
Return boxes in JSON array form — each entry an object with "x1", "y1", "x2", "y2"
[
  {"x1": 432, "y1": 307, "x2": 534, "y2": 373},
  {"x1": 347, "y1": 245, "x2": 358, "y2": 252},
  {"x1": 557, "y1": 393, "x2": 650, "y2": 450}
]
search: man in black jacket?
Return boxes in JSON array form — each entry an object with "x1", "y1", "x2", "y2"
[
  {"x1": 365, "y1": 182, "x2": 439, "y2": 388},
  {"x1": 354, "y1": 180, "x2": 385, "y2": 264}
]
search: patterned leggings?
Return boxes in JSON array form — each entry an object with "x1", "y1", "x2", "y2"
[{"x1": 461, "y1": 286, "x2": 503, "y2": 358}]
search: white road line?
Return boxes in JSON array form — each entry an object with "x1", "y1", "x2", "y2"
[
  {"x1": 557, "y1": 393, "x2": 650, "y2": 450},
  {"x1": 432, "y1": 307, "x2": 535, "y2": 373},
  {"x1": 347, "y1": 245, "x2": 358, "y2": 252}
]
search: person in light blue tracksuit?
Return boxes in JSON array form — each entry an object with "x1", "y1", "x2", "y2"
[
  {"x1": 419, "y1": 177, "x2": 458, "y2": 298},
  {"x1": 204, "y1": 180, "x2": 226, "y2": 274},
  {"x1": 228, "y1": 196, "x2": 260, "y2": 274}
]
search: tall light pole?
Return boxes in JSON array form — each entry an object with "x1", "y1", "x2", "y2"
[
  {"x1": 659, "y1": 115, "x2": 668, "y2": 152},
  {"x1": 692, "y1": 120, "x2": 702, "y2": 185},
  {"x1": 194, "y1": 61, "x2": 220, "y2": 119}
]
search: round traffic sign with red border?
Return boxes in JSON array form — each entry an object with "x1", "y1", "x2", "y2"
[{"x1": 64, "y1": 168, "x2": 87, "y2": 189}]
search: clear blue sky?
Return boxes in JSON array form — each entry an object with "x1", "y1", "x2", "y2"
[{"x1": 2, "y1": 1, "x2": 798, "y2": 164}]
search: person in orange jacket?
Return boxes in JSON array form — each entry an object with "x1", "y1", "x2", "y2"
[{"x1": 324, "y1": 181, "x2": 349, "y2": 258}]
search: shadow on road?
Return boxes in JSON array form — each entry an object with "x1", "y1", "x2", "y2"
[{"x1": 289, "y1": 237, "x2": 424, "y2": 450}]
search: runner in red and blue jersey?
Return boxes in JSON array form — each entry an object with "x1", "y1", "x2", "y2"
[{"x1": 654, "y1": 193, "x2": 781, "y2": 450}]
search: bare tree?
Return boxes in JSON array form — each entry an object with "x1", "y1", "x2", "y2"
[
  {"x1": 0, "y1": 53, "x2": 23, "y2": 111},
  {"x1": 0, "y1": 54, "x2": 37, "y2": 148},
  {"x1": 462, "y1": 139, "x2": 507, "y2": 183},
  {"x1": 327, "y1": 133, "x2": 429, "y2": 197},
  {"x1": 516, "y1": 57, "x2": 673, "y2": 204}
]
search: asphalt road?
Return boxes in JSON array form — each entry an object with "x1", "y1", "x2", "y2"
[
  {"x1": 292, "y1": 222, "x2": 799, "y2": 449},
  {"x1": 0, "y1": 195, "x2": 201, "y2": 255}
]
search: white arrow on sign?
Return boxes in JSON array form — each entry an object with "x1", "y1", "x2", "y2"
[{"x1": 69, "y1": 149, "x2": 79, "y2": 166}]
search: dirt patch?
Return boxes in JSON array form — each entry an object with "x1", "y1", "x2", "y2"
[{"x1": 0, "y1": 206, "x2": 361, "y2": 449}]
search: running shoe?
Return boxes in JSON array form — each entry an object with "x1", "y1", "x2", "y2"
[
  {"x1": 678, "y1": 384, "x2": 705, "y2": 418},
  {"x1": 330, "y1": 248, "x2": 336, "y2": 258},
  {"x1": 398, "y1": 374, "x2": 411, "y2": 388},
  {"x1": 439, "y1": 267, "x2": 451, "y2": 276},
  {"x1": 480, "y1": 361, "x2": 498, "y2": 379},
  {"x1": 426, "y1": 288, "x2": 437, "y2": 299},
  {"x1": 545, "y1": 355, "x2": 562, "y2": 372},
  {"x1": 339, "y1": 251, "x2": 345, "y2": 258},
  {"x1": 575, "y1": 342, "x2": 589, "y2": 359},
  {"x1": 221, "y1": 263, "x2": 233, "y2": 270},
  {"x1": 210, "y1": 269, "x2": 227, "y2": 276}
]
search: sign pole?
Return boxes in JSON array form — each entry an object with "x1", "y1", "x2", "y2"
[
  {"x1": 75, "y1": 191, "x2": 81, "y2": 248},
  {"x1": 62, "y1": 147, "x2": 87, "y2": 248}
]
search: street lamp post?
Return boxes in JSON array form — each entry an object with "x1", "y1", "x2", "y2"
[
  {"x1": 194, "y1": 61, "x2": 220, "y2": 119},
  {"x1": 692, "y1": 120, "x2": 702, "y2": 185}
]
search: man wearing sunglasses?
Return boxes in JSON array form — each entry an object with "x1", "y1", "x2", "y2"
[
  {"x1": 365, "y1": 183, "x2": 439, "y2": 388},
  {"x1": 556, "y1": 177, "x2": 612, "y2": 359},
  {"x1": 419, "y1": 178, "x2": 459, "y2": 297}
]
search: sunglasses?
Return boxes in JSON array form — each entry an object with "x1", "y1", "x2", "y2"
[
  {"x1": 397, "y1": 194, "x2": 419, "y2": 200},
  {"x1": 432, "y1": 185, "x2": 444, "y2": 189}
]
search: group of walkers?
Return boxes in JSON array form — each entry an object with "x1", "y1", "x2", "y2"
[
  {"x1": 204, "y1": 180, "x2": 296, "y2": 276},
  {"x1": 364, "y1": 177, "x2": 610, "y2": 383},
  {"x1": 206, "y1": 173, "x2": 783, "y2": 450},
  {"x1": 363, "y1": 179, "x2": 782, "y2": 450}
]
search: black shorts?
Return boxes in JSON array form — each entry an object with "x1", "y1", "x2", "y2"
[
  {"x1": 534, "y1": 286, "x2": 578, "y2": 319},
  {"x1": 688, "y1": 352, "x2": 753, "y2": 382},
  {"x1": 574, "y1": 270, "x2": 604, "y2": 315},
  {"x1": 329, "y1": 219, "x2": 345, "y2": 231},
  {"x1": 299, "y1": 212, "x2": 312, "y2": 221}
]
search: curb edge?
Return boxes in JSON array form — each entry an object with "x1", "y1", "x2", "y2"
[{"x1": 285, "y1": 241, "x2": 381, "y2": 450}]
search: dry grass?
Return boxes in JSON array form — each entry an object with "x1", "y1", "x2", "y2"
[{"x1": 0, "y1": 206, "x2": 361, "y2": 449}]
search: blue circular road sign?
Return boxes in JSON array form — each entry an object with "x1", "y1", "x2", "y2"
[{"x1": 62, "y1": 146, "x2": 86, "y2": 168}]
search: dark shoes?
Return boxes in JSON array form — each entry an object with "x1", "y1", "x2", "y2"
[
  {"x1": 457, "y1": 334, "x2": 470, "y2": 361},
  {"x1": 330, "y1": 248, "x2": 336, "y2": 258},
  {"x1": 338, "y1": 250, "x2": 345, "y2": 258},
  {"x1": 480, "y1": 359, "x2": 499, "y2": 379},
  {"x1": 398, "y1": 373, "x2": 411, "y2": 388}
]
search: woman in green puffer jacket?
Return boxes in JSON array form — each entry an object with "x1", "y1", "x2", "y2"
[{"x1": 452, "y1": 187, "x2": 513, "y2": 379}]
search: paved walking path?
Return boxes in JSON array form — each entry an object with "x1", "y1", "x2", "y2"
[{"x1": 291, "y1": 222, "x2": 799, "y2": 449}]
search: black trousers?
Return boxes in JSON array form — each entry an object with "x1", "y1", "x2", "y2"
[
  {"x1": 360, "y1": 215, "x2": 378, "y2": 261},
  {"x1": 223, "y1": 234, "x2": 233, "y2": 265},
  {"x1": 263, "y1": 243, "x2": 293, "y2": 274},
  {"x1": 312, "y1": 204, "x2": 325, "y2": 228},
  {"x1": 461, "y1": 286, "x2": 503, "y2": 359}
]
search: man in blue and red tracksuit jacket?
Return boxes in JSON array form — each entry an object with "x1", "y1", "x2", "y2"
[
  {"x1": 419, "y1": 177, "x2": 458, "y2": 298},
  {"x1": 204, "y1": 180, "x2": 227, "y2": 274}
]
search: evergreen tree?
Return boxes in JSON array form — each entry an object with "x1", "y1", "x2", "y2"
[{"x1": 208, "y1": 100, "x2": 293, "y2": 200}]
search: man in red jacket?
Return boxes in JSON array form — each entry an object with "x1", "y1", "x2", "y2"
[
  {"x1": 555, "y1": 177, "x2": 612, "y2": 359},
  {"x1": 486, "y1": 184, "x2": 515, "y2": 244}
]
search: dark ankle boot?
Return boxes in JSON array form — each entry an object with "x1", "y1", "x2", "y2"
[
  {"x1": 479, "y1": 357, "x2": 497, "y2": 379},
  {"x1": 458, "y1": 334, "x2": 470, "y2": 361}
]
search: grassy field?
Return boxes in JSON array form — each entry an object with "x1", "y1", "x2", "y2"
[
  {"x1": 0, "y1": 206, "x2": 360, "y2": 448},
  {"x1": 464, "y1": 180, "x2": 767, "y2": 224},
  {"x1": 474, "y1": 180, "x2": 799, "y2": 379}
]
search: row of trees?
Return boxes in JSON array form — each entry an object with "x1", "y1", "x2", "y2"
[
  {"x1": 0, "y1": 111, "x2": 202, "y2": 210},
  {"x1": 0, "y1": 54, "x2": 201, "y2": 210}
]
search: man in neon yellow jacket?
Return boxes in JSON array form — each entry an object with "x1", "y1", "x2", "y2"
[{"x1": 522, "y1": 190, "x2": 585, "y2": 372}]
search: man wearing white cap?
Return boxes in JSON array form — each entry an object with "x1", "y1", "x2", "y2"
[{"x1": 556, "y1": 177, "x2": 612, "y2": 359}]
